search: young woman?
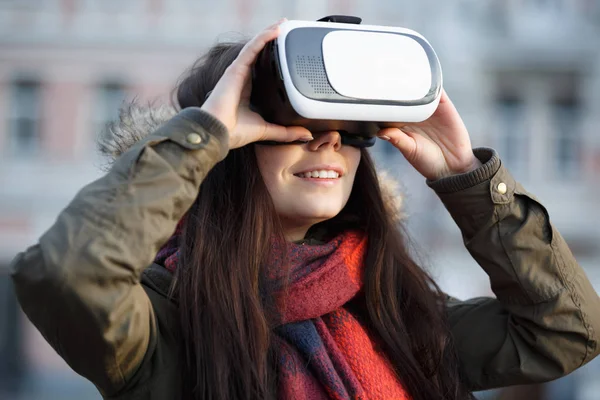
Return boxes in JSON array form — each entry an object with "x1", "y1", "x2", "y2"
[{"x1": 10, "y1": 20, "x2": 600, "y2": 400}]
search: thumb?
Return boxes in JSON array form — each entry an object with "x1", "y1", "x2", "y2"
[
  {"x1": 378, "y1": 127, "x2": 418, "y2": 163},
  {"x1": 261, "y1": 124, "x2": 314, "y2": 142}
]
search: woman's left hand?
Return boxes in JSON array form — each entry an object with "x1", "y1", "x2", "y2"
[{"x1": 377, "y1": 89, "x2": 482, "y2": 181}]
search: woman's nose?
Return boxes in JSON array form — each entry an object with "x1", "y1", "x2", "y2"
[{"x1": 308, "y1": 131, "x2": 342, "y2": 151}]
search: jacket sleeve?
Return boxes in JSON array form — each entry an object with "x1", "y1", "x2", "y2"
[
  {"x1": 428, "y1": 148, "x2": 600, "y2": 391},
  {"x1": 10, "y1": 108, "x2": 229, "y2": 397}
]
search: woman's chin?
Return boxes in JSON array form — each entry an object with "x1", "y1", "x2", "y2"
[{"x1": 289, "y1": 205, "x2": 343, "y2": 223}]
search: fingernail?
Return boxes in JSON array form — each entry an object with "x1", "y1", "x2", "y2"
[
  {"x1": 378, "y1": 135, "x2": 390, "y2": 141},
  {"x1": 300, "y1": 136, "x2": 314, "y2": 141}
]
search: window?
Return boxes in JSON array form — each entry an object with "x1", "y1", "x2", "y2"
[
  {"x1": 80, "y1": 0, "x2": 140, "y2": 12},
  {"x1": 94, "y1": 81, "x2": 126, "y2": 139},
  {"x1": 486, "y1": 0, "x2": 510, "y2": 34},
  {"x1": 495, "y1": 96, "x2": 529, "y2": 179},
  {"x1": 328, "y1": 0, "x2": 353, "y2": 15},
  {"x1": 7, "y1": 80, "x2": 42, "y2": 157},
  {"x1": 579, "y1": 0, "x2": 600, "y2": 23},
  {"x1": 553, "y1": 98, "x2": 581, "y2": 179},
  {"x1": 0, "y1": 0, "x2": 42, "y2": 9}
]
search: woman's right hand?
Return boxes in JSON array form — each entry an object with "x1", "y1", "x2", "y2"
[{"x1": 201, "y1": 20, "x2": 314, "y2": 149}]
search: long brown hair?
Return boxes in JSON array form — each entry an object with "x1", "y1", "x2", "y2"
[{"x1": 173, "y1": 41, "x2": 473, "y2": 400}]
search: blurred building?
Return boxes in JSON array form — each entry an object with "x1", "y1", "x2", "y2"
[
  {"x1": 0, "y1": 1, "x2": 599, "y2": 399},
  {"x1": 369, "y1": 0, "x2": 600, "y2": 296}
]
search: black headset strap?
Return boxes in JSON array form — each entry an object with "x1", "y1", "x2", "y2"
[
  {"x1": 255, "y1": 135, "x2": 376, "y2": 148},
  {"x1": 317, "y1": 15, "x2": 362, "y2": 24}
]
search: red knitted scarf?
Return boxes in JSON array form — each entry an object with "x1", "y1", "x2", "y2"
[{"x1": 156, "y1": 228, "x2": 410, "y2": 399}]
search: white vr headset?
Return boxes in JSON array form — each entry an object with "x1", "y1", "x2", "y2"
[{"x1": 251, "y1": 15, "x2": 443, "y2": 147}]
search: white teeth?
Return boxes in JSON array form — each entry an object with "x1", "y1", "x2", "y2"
[{"x1": 297, "y1": 170, "x2": 340, "y2": 179}]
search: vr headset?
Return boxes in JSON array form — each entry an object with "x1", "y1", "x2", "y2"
[{"x1": 251, "y1": 15, "x2": 443, "y2": 148}]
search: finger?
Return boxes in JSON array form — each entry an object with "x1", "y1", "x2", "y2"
[
  {"x1": 234, "y1": 20, "x2": 285, "y2": 71},
  {"x1": 438, "y1": 88, "x2": 458, "y2": 110},
  {"x1": 261, "y1": 124, "x2": 313, "y2": 142},
  {"x1": 220, "y1": 28, "x2": 282, "y2": 99},
  {"x1": 209, "y1": 21, "x2": 285, "y2": 108},
  {"x1": 267, "y1": 17, "x2": 288, "y2": 29},
  {"x1": 439, "y1": 88, "x2": 450, "y2": 104},
  {"x1": 378, "y1": 128, "x2": 419, "y2": 162}
]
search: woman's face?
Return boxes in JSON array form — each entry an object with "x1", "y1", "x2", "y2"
[{"x1": 255, "y1": 131, "x2": 361, "y2": 241}]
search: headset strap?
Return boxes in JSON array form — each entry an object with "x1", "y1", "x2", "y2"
[{"x1": 317, "y1": 15, "x2": 362, "y2": 24}]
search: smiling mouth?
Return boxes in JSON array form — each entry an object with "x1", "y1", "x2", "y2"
[{"x1": 294, "y1": 170, "x2": 341, "y2": 179}]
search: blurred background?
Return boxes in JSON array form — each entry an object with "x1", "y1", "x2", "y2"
[{"x1": 1, "y1": 0, "x2": 599, "y2": 399}]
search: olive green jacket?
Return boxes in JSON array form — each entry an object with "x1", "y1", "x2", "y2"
[{"x1": 10, "y1": 108, "x2": 600, "y2": 399}]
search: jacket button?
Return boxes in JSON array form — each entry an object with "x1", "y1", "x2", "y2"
[
  {"x1": 497, "y1": 182, "x2": 507, "y2": 195},
  {"x1": 186, "y1": 133, "x2": 202, "y2": 145}
]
